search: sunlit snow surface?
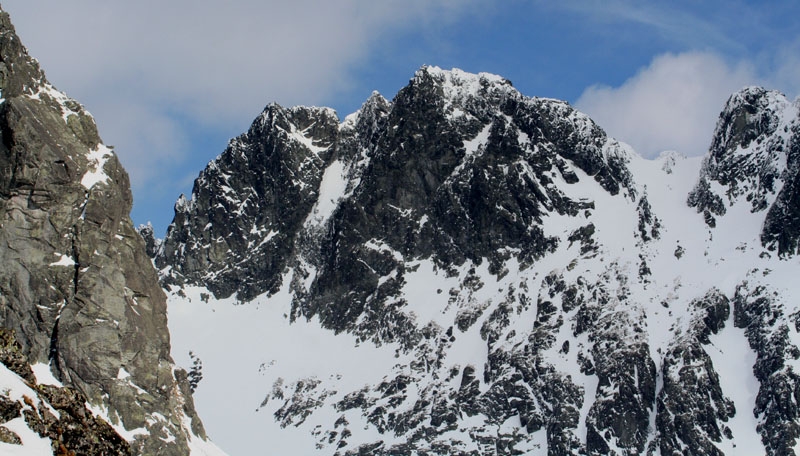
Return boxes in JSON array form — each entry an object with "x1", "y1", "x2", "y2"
[
  {"x1": 80, "y1": 144, "x2": 113, "y2": 189},
  {"x1": 168, "y1": 284, "x2": 401, "y2": 455}
]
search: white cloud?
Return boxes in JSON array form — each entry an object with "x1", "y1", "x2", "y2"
[
  {"x1": 575, "y1": 52, "x2": 759, "y2": 157},
  {"x1": 7, "y1": 1, "x2": 476, "y2": 122},
  {"x1": 555, "y1": 1, "x2": 800, "y2": 158},
  {"x1": 769, "y1": 38, "x2": 800, "y2": 99},
  {"x1": 2, "y1": 1, "x2": 480, "y2": 201}
]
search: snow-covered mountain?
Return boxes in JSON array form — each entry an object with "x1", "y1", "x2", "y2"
[
  {"x1": 11, "y1": 0, "x2": 798, "y2": 452},
  {"x1": 158, "y1": 66, "x2": 800, "y2": 455}
]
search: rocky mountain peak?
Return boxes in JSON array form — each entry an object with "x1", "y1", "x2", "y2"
[
  {"x1": 136, "y1": 222, "x2": 162, "y2": 258},
  {"x1": 0, "y1": 10, "x2": 100, "y2": 153},
  {"x1": 0, "y1": 10, "x2": 46, "y2": 98},
  {"x1": 710, "y1": 86, "x2": 787, "y2": 156},
  {"x1": 158, "y1": 67, "x2": 639, "y2": 341},
  {"x1": 157, "y1": 101, "x2": 341, "y2": 300},
  {"x1": 688, "y1": 86, "x2": 800, "y2": 254},
  {"x1": 340, "y1": 90, "x2": 390, "y2": 139},
  {"x1": 251, "y1": 103, "x2": 338, "y2": 145},
  {"x1": 414, "y1": 65, "x2": 514, "y2": 107}
]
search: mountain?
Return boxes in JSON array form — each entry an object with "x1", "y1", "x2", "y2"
[
  {"x1": 158, "y1": 66, "x2": 800, "y2": 455},
  {"x1": 0, "y1": 8, "x2": 222, "y2": 455}
]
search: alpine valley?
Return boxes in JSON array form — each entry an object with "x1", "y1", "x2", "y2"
[{"x1": 0, "y1": 6, "x2": 799, "y2": 456}]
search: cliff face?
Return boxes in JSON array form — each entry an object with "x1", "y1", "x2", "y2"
[{"x1": 0, "y1": 9, "x2": 219, "y2": 455}]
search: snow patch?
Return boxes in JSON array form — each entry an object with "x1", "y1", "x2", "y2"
[
  {"x1": 168, "y1": 280, "x2": 402, "y2": 456},
  {"x1": 305, "y1": 159, "x2": 348, "y2": 226},
  {"x1": 707, "y1": 315, "x2": 765, "y2": 454},
  {"x1": 49, "y1": 253, "x2": 75, "y2": 267},
  {"x1": 80, "y1": 144, "x2": 114, "y2": 189},
  {"x1": 31, "y1": 363, "x2": 62, "y2": 387},
  {"x1": 0, "y1": 364, "x2": 58, "y2": 454}
]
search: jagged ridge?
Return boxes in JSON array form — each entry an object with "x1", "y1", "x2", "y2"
[{"x1": 161, "y1": 69, "x2": 800, "y2": 455}]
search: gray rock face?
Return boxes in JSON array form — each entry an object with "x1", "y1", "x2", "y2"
[
  {"x1": 136, "y1": 222, "x2": 161, "y2": 259},
  {"x1": 762, "y1": 117, "x2": 800, "y2": 255},
  {"x1": 653, "y1": 290, "x2": 734, "y2": 456},
  {"x1": 734, "y1": 280, "x2": 800, "y2": 454},
  {"x1": 0, "y1": 9, "x2": 208, "y2": 455}
]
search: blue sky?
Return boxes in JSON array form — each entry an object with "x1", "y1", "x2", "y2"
[{"x1": 4, "y1": 1, "x2": 799, "y2": 234}]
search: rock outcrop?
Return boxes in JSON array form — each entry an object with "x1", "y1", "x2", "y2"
[
  {"x1": 158, "y1": 104, "x2": 340, "y2": 301},
  {"x1": 0, "y1": 328, "x2": 131, "y2": 455}
]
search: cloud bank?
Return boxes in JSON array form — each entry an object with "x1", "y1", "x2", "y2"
[
  {"x1": 575, "y1": 52, "x2": 756, "y2": 157},
  {"x1": 562, "y1": 0, "x2": 800, "y2": 158}
]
